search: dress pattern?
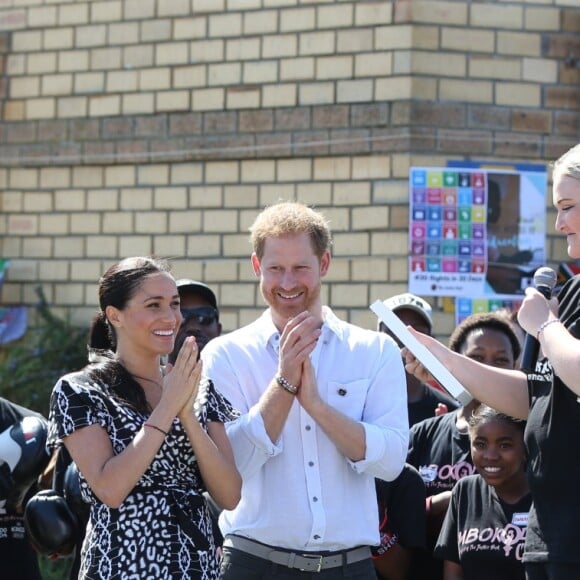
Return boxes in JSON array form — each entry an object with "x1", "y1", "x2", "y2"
[{"x1": 47, "y1": 370, "x2": 238, "y2": 580}]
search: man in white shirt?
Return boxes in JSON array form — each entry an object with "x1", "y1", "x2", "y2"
[{"x1": 202, "y1": 201, "x2": 408, "y2": 578}]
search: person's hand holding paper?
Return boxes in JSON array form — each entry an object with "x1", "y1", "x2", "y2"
[{"x1": 371, "y1": 300, "x2": 472, "y2": 406}]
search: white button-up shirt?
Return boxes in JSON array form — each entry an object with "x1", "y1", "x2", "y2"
[{"x1": 202, "y1": 307, "x2": 408, "y2": 551}]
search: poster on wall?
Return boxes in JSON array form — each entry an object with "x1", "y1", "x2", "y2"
[
  {"x1": 455, "y1": 296, "x2": 523, "y2": 325},
  {"x1": 408, "y1": 166, "x2": 547, "y2": 298}
]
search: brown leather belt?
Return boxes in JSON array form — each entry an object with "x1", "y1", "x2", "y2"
[{"x1": 223, "y1": 534, "x2": 371, "y2": 573}]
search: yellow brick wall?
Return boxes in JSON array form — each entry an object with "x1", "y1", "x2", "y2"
[{"x1": 0, "y1": 0, "x2": 578, "y2": 339}]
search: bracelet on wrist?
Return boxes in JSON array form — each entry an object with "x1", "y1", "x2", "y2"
[
  {"x1": 536, "y1": 318, "x2": 560, "y2": 340},
  {"x1": 276, "y1": 374, "x2": 298, "y2": 395},
  {"x1": 143, "y1": 422, "x2": 169, "y2": 437}
]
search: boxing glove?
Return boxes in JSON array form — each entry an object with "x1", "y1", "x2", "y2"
[
  {"x1": 24, "y1": 489, "x2": 79, "y2": 557},
  {"x1": 63, "y1": 461, "x2": 90, "y2": 528}
]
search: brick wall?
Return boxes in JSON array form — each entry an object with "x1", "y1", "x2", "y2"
[{"x1": 0, "y1": 0, "x2": 579, "y2": 337}]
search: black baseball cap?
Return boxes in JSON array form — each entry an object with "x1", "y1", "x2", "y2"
[{"x1": 176, "y1": 279, "x2": 219, "y2": 314}]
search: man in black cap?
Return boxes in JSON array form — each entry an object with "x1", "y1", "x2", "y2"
[{"x1": 169, "y1": 279, "x2": 222, "y2": 364}]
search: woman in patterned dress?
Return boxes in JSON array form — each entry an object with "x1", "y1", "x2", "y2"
[{"x1": 47, "y1": 256, "x2": 241, "y2": 579}]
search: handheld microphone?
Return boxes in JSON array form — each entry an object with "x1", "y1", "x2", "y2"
[{"x1": 519, "y1": 267, "x2": 558, "y2": 373}]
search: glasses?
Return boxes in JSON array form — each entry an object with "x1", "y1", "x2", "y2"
[{"x1": 180, "y1": 307, "x2": 218, "y2": 326}]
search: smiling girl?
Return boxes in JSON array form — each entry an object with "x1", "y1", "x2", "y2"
[{"x1": 434, "y1": 406, "x2": 531, "y2": 580}]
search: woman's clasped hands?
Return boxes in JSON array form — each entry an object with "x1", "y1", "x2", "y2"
[{"x1": 163, "y1": 336, "x2": 202, "y2": 419}]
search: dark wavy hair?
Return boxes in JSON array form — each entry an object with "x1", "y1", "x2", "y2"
[
  {"x1": 468, "y1": 404, "x2": 526, "y2": 435},
  {"x1": 86, "y1": 257, "x2": 171, "y2": 413},
  {"x1": 448, "y1": 311, "x2": 521, "y2": 361}
]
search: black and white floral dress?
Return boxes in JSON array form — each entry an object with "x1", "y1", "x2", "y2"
[{"x1": 48, "y1": 370, "x2": 239, "y2": 580}]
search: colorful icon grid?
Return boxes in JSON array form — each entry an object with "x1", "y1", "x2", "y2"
[
  {"x1": 456, "y1": 297, "x2": 523, "y2": 325},
  {"x1": 410, "y1": 169, "x2": 488, "y2": 274}
]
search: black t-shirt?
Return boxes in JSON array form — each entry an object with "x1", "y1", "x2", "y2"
[
  {"x1": 408, "y1": 384, "x2": 459, "y2": 427},
  {"x1": 406, "y1": 410, "x2": 476, "y2": 580},
  {"x1": 0, "y1": 398, "x2": 45, "y2": 580},
  {"x1": 435, "y1": 475, "x2": 531, "y2": 580},
  {"x1": 524, "y1": 274, "x2": 580, "y2": 564},
  {"x1": 373, "y1": 464, "x2": 426, "y2": 574},
  {"x1": 407, "y1": 410, "x2": 476, "y2": 497}
]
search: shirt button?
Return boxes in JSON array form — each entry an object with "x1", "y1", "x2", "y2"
[
  {"x1": 313, "y1": 535, "x2": 320, "y2": 540},
  {"x1": 308, "y1": 461, "x2": 314, "y2": 467},
  {"x1": 305, "y1": 425, "x2": 311, "y2": 431},
  {"x1": 313, "y1": 497, "x2": 318, "y2": 502}
]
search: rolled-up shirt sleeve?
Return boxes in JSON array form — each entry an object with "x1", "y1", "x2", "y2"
[
  {"x1": 224, "y1": 404, "x2": 282, "y2": 478},
  {"x1": 202, "y1": 337, "x2": 284, "y2": 479}
]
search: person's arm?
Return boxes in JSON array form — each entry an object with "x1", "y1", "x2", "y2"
[
  {"x1": 64, "y1": 409, "x2": 175, "y2": 509},
  {"x1": 258, "y1": 312, "x2": 321, "y2": 442},
  {"x1": 518, "y1": 288, "x2": 580, "y2": 395},
  {"x1": 427, "y1": 491, "x2": 452, "y2": 521},
  {"x1": 177, "y1": 367, "x2": 240, "y2": 510},
  {"x1": 443, "y1": 560, "x2": 465, "y2": 580},
  {"x1": 373, "y1": 466, "x2": 426, "y2": 580},
  {"x1": 179, "y1": 414, "x2": 241, "y2": 510},
  {"x1": 201, "y1": 344, "x2": 280, "y2": 479},
  {"x1": 64, "y1": 337, "x2": 200, "y2": 508},
  {"x1": 299, "y1": 335, "x2": 408, "y2": 481},
  {"x1": 201, "y1": 313, "x2": 322, "y2": 479},
  {"x1": 255, "y1": 379, "x2": 297, "y2": 444},
  {"x1": 402, "y1": 328, "x2": 529, "y2": 419},
  {"x1": 426, "y1": 491, "x2": 452, "y2": 544},
  {"x1": 373, "y1": 545, "x2": 411, "y2": 580},
  {"x1": 435, "y1": 482, "x2": 463, "y2": 580},
  {"x1": 298, "y1": 357, "x2": 365, "y2": 461},
  {"x1": 536, "y1": 322, "x2": 580, "y2": 394}
]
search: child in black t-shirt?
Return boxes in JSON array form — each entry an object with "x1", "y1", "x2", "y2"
[
  {"x1": 435, "y1": 405, "x2": 530, "y2": 580},
  {"x1": 373, "y1": 464, "x2": 426, "y2": 580},
  {"x1": 406, "y1": 312, "x2": 522, "y2": 580}
]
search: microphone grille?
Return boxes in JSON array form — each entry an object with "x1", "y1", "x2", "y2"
[{"x1": 533, "y1": 266, "x2": 557, "y2": 290}]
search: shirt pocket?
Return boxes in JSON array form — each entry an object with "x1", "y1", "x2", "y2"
[{"x1": 326, "y1": 379, "x2": 370, "y2": 420}]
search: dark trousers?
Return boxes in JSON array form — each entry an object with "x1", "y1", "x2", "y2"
[
  {"x1": 526, "y1": 562, "x2": 580, "y2": 580},
  {"x1": 220, "y1": 546, "x2": 377, "y2": 579}
]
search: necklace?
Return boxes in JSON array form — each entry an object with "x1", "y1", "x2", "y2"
[
  {"x1": 129, "y1": 372, "x2": 163, "y2": 390},
  {"x1": 117, "y1": 358, "x2": 164, "y2": 389}
]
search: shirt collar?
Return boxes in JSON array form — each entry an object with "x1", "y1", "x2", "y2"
[
  {"x1": 258, "y1": 306, "x2": 345, "y2": 352},
  {"x1": 321, "y1": 306, "x2": 345, "y2": 340}
]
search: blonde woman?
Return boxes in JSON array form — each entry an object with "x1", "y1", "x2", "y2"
[{"x1": 404, "y1": 144, "x2": 580, "y2": 580}]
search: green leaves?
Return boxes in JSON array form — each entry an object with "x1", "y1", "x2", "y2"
[{"x1": 0, "y1": 287, "x2": 88, "y2": 418}]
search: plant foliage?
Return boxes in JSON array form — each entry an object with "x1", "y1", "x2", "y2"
[{"x1": 0, "y1": 287, "x2": 88, "y2": 418}]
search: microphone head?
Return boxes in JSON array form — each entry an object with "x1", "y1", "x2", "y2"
[{"x1": 533, "y1": 267, "x2": 557, "y2": 291}]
